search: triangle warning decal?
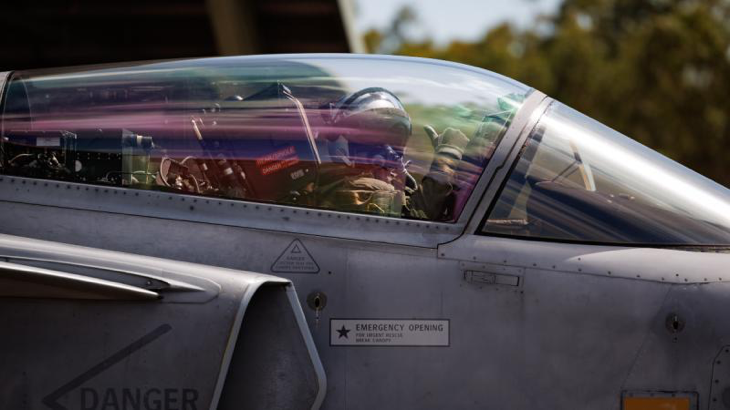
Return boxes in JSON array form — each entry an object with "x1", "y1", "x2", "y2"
[{"x1": 271, "y1": 239, "x2": 320, "y2": 274}]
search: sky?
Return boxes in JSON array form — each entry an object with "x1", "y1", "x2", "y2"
[{"x1": 354, "y1": 0, "x2": 563, "y2": 46}]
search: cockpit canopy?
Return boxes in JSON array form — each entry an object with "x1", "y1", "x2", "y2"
[
  {"x1": 483, "y1": 102, "x2": 730, "y2": 246},
  {"x1": 3, "y1": 54, "x2": 730, "y2": 246},
  {"x1": 0, "y1": 55, "x2": 528, "y2": 222}
]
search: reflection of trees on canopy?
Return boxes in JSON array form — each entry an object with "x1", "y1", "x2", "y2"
[{"x1": 367, "y1": 1, "x2": 730, "y2": 186}]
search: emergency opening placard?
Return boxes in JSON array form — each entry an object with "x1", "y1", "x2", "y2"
[{"x1": 330, "y1": 319, "x2": 449, "y2": 346}]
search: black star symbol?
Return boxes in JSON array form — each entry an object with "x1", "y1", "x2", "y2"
[{"x1": 337, "y1": 325, "x2": 350, "y2": 339}]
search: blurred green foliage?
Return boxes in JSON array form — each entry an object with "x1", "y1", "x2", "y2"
[{"x1": 364, "y1": 0, "x2": 730, "y2": 186}]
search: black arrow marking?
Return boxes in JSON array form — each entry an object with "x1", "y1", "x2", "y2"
[{"x1": 42, "y1": 324, "x2": 172, "y2": 410}]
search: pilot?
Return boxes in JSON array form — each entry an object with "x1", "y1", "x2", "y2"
[
  {"x1": 317, "y1": 87, "x2": 470, "y2": 221},
  {"x1": 316, "y1": 87, "x2": 415, "y2": 217}
]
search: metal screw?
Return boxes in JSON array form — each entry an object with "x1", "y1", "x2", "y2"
[{"x1": 665, "y1": 313, "x2": 685, "y2": 334}]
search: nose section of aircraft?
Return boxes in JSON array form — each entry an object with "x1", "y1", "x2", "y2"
[{"x1": 621, "y1": 273, "x2": 730, "y2": 408}]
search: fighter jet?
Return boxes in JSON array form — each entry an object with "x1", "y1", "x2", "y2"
[{"x1": 0, "y1": 54, "x2": 728, "y2": 410}]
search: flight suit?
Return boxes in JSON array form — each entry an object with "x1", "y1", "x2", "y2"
[
  {"x1": 314, "y1": 127, "x2": 468, "y2": 220},
  {"x1": 315, "y1": 163, "x2": 405, "y2": 217}
]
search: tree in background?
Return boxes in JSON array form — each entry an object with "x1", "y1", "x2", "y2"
[{"x1": 366, "y1": 1, "x2": 730, "y2": 186}]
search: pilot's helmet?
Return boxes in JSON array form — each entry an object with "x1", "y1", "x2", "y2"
[{"x1": 327, "y1": 87, "x2": 412, "y2": 157}]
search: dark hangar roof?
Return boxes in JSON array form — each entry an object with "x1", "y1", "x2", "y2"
[{"x1": 0, "y1": 0, "x2": 363, "y2": 71}]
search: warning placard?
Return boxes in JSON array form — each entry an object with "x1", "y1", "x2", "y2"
[
  {"x1": 256, "y1": 146, "x2": 299, "y2": 176},
  {"x1": 271, "y1": 239, "x2": 320, "y2": 274},
  {"x1": 330, "y1": 319, "x2": 449, "y2": 347}
]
